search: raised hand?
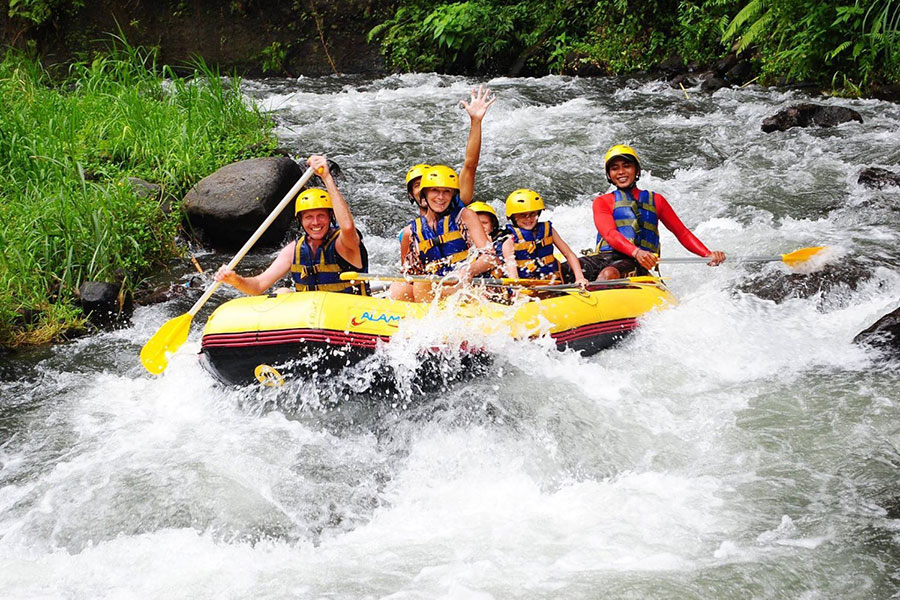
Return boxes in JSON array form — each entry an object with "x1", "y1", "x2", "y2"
[{"x1": 460, "y1": 84, "x2": 496, "y2": 122}]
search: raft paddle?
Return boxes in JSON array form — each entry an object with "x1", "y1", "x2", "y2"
[
  {"x1": 660, "y1": 246, "x2": 827, "y2": 269},
  {"x1": 532, "y1": 275, "x2": 666, "y2": 292},
  {"x1": 339, "y1": 271, "x2": 554, "y2": 288},
  {"x1": 140, "y1": 165, "x2": 318, "y2": 375}
]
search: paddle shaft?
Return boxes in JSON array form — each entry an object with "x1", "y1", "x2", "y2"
[
  {"x1": 341, "y1": 271, "x2": 552, "y2": 287},
  {"x1": 660, "y1": 255, "x2": 781, "y2": 264},
  {"x1": 533, "y1": 276, "x2": 663, "y2": 291},
  {"x1": 186, "y1": 165, "x2": 317, "y2": 317},
  {"x1": 659, "y1": 247, "x2": 825, "y2": 266}
]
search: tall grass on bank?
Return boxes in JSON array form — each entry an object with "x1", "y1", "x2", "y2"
[{"x1": 0, "y1": 41, "x2": 276, "y2": 346}]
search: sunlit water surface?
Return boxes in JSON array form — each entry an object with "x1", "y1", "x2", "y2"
[{"x1": 2, "y1": 74, "x2": 900, "y2": 598}]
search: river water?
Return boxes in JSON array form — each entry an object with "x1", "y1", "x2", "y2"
[{"x1": 2, "y1": 74, "x2": 899, "y2": 598}]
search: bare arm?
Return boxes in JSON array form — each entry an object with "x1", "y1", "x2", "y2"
[
  {"x1": 450, "y1": 208, "x2": 495, "y2": 281},
  {"x1": 502, "y1": 236, "x2": 518, "y2": 279},
  {"x1": 216, "y1": 242, "x2": 295, "y2": 295},
  {"x1": 399, "y1": 224, "x2": 412, "y2": 267},
  {"x1": 552, "y1": 228, "x2": 587, "y2": 284},
  {"x1": 458, "y1": 85, "x2": 495, "y2": 206},
  {"x1": 308, "y1": 155, "x2": 364, "y2": 269}
]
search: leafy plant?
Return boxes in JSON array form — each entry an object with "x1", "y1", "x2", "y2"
[
  {"x1": 722, "y1": 0, "x2": 900, "y2": 91},
  {"x1": 7, "y1": 0, "x2": 82, "y2": 25},
  {"x1": 0, "y1": 38, "x2": 276, "y2": 345},
  {"x1": 259, "y1": 41, "x2": 287, "y2": 74}
]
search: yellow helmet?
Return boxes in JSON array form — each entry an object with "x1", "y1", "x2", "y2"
[
  {"x1": 295, "y1": 188, "x2": 333, "y2": 215},
  {"x1": 405, "y1": 163, "x2": 431, "y2": 186},
  {"x1": 505, "y1": 188, "x2": 545, "y2": 218},
  {"x1": 418, "y1": 165, "x2": 459, "y2": 192},
  {"x1": 604, "y1": 144, "x2": 641, "y2": 174},
  {"x1": 468, "y1": 201, "x2": 499, "y2": 229}
]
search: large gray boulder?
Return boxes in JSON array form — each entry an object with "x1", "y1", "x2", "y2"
[
  {"x1": 183, "y1": 157, "x2": 303, "y2": 249},
  {"x1": 854, "y1": 305, "x2": 900, "y2": 357},
  {"x1": 762, "y1": 103, "x2": 863, "y2": 133}
]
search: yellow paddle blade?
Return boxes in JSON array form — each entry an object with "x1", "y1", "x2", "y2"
[
  {"x1": 140, "y1": 313, "x2": 193, "y2": 374},
  {"x1": 782, "y1": 246, "x2": 827, "y2": 267}
]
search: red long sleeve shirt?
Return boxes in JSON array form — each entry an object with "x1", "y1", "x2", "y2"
[{"x1": 592, "y1": 188, "x2": 710, "y2": 258}]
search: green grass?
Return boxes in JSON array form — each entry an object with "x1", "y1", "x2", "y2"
[{"x1": 0, "y1": 39, "x2": 276, "y2": 346}]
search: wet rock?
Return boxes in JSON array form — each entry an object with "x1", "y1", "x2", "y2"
[
  {"x1": 762, "y1": 103, "x2": 863, "y2": 133},
  {"x1": 884, "y1": 496, "x2": 900, "y2": 519},
  {"x1": 669, "y1": 73, "x2": 697, "y2": 89},
  {"x1": 714, "y1": 54, "x2": 739, "y2": 76},
  {"x1": 77, "y1": 281, "x2": 134, "y2": 328},
  {"x1": 853, "y1": 304, "x2": 900, "y2": 356},
  {"x1": 701, "y1": 76, "x2": 729, "y2": 93},
  {"x1": 134, "y1": 283, "x2": 187, "y2": 306},
  {"x1": 858, "y1": 167, "x2": 900, "y2": 190},
  {"x1": 559, "y1": 51, "x2": 606, "y2": 77},
  {"x1": 736, "y1": 260, "x2": 872, "y2": 304},
  {"x1": 657, "y1": 53, "x2": 685, "y2": 76},
  {"x1": 182, "y1": 157, "x2": 303, "y2": 250},
  {"x1": 724, "y1": 60, "x2": 752, "y2": 85},
  {"x1": 870, "y1": 84, "x2": 900, "y2": 104}
]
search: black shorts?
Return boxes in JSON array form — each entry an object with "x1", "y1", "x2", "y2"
[{"x1": 559, "y1": 253, "x2": 645, "y2": 283}]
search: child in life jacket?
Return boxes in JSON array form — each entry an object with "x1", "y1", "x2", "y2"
[
  {"x1": 467, "y1": 201, "x2": 509, "y2": 277},
  {"x1": 500, "y1": 189, "x2": 587, "y2": 285}
]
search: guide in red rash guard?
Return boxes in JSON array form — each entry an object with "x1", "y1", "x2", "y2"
[
  {"x1": 579, "y1": 145, "x2": 725, "y2": 281},
  {"x1": 592, "y1": 188, "x2": 712, "y2": 258}
]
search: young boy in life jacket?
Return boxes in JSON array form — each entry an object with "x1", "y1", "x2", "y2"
[
  {"x1": 390, "y1": 85, "x2": 496, "y2": 300},
  {"x1": 402, "y1": 165, "x2": 497, "y2": 302},
  {"x1": 468, "y1": 201, "x2": 508, "y2": 276},
  {"x1": 577, "y1": 144, "x2": 725, "y2": 280},
  {"x1": 501, "y1": 189, "x2": 588, "y2": 285},
  {"x1": 215, "y1": 155, "x2": 368, "y2": 295}
]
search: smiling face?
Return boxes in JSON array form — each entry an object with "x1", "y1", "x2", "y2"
[
  {"x1": 512, "y1": 210, "x2": 539, "y2": 231},
  {"x1": 423, "y1": 186, "x2": 455, "y2": 216},
  {"x1": 607, "y1": 157, "x2": 638, "y2": 189},
  {"x1": 300, "y1": 208, "x2": 332, "y2": 240}
]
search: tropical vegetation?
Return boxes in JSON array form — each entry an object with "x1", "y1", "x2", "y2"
[
  {"x1": 0, "y1": 39, "x2": 276, "y2": 346},
  {"x1": 369, "y1": 0, "x2": 900, "y2": 92}
]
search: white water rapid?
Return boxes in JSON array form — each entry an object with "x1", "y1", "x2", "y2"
[{"x1": 1, "y1": 74, "x2": 899, "y2": 598}]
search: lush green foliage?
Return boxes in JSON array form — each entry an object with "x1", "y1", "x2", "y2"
[
  {"x1": 369, "y1": 0, "x2": 734, "y2": 75},
  {"x1": 370, "y1": 0, "x2": 899, "y2": 91},
  {"x1": 7, "y1": 0, "x2": 82, "y2": 25},
  {"x1": 0, "y1": 41, "x2": 276, "y2": 345},
  {"x1": 724, "y1": 0, "x2": 900, "y2": 90}
]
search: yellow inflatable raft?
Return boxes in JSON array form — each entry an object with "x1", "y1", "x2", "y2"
[{"x1": 199, "y1": 277, "x2": 675, "y2": 385}]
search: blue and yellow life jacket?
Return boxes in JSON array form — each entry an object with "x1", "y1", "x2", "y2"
[
  {"x1": 595, "y1": 188, "x2": 660, "y2": 255},
  {"x1": 291, "y1": 228, "x2": 367, "y2": 294},
  {"x1": 508, "y1": 221, "x2": 559, "y2": 279},
  {"x1": 411, "y1": 209, "x2": 470, "y2": 276}
]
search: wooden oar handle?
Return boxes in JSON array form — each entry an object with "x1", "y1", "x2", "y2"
[{"x1": 187, "y1": 165, "x2": 317, "y2": 317}]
